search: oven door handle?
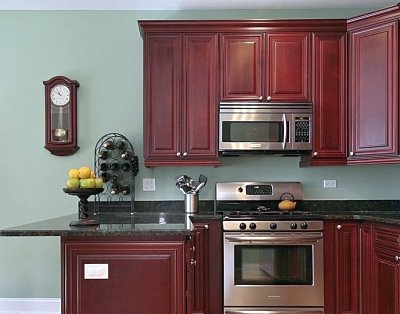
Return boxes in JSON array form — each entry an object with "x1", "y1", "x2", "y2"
[
  {"x1": 225, "y1": 310, "x2": 323, "y2": 314},
  {"x1": 225, "y1": 234, "x2": 322, "y2": 244}
]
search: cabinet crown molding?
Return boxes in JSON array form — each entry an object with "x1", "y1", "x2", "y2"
[{"x1": 138, "y1": 19, "x2": 347, "y2": 36}]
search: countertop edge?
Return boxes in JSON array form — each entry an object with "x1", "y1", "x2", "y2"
[{"x1": 2, "y1": 212, "x2": 400, "y2": 237}]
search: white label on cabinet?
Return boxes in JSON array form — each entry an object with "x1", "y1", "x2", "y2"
[{"x1": 84, "y1": 264, "x2": 109, "y2": 279}]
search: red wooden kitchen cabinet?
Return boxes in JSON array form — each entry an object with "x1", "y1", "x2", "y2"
[
  {"x1": 141, "y1": 31, "x2": 220, "y2": 167},
  {"x1": 62, "y1": 237, "x2": 186, "y2": 314},
  {"x1": 300, "y1": 32, "x2": 347, "y2": 166},
  {"x1": 220, "y1": 32, "x2": 310, "y2": 102},
  {"x1": 187, "y1": 220, "x2": 223, "y2": 314},
  {"x1": 323, "y1": 221, "x2": 360, "y2": 314},
  {"x1": 348, "y1": 4, "x2": 400, "y2": 164},
  {"x1": 220, "y1": 33, "x2": 264, "y2": 101},
  {"x1": 361, "y1": 223, "x2": 373, "y2": 314},
  {"x1": 370, "y1": 224, "x2": 400, "y2": 314}
]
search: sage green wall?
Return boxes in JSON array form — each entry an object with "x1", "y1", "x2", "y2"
[{"x1": 1, "y1": 7, "x2": 398, "y2": 298}]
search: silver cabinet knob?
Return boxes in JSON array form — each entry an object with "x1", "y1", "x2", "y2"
[
  {"x1": 266, "y1": 96, "x2": 272, "y2": 102},
  {"x1": 350, "y1": 152, "x2": 354, "y2": 156},
  {"x1": 337, "y1": 224, "x2": 342, "y2": 230},
  {"x1": 313, "y1": 152, "x2": 318, "y2": 156},
  {"x1": 395, "y1": 256, "x2": 400, "y2": 262},
  {"x1": 258, "y1": 96, "x2": 263, "y2": 101},
  {"x1": 176, "y1": 152, "x2": 181, "y2": 157},
  {"x1": 183, "y1": 152, "x2": 187, "y2": 157},
  {"x1": 191, "y1": 259, "x2": 197, "y2": 266},
  {"x1": 204, "y1": 224, "x2": 209, "y2": 230}
]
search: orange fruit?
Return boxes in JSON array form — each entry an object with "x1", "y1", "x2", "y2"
[{"x1": 78, "y1": 166, "x2": 92, "y2": 179}]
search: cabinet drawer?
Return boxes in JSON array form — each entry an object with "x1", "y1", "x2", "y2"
[{"x1": 373, "y1": 224, "x2": 400, "y2": 250}]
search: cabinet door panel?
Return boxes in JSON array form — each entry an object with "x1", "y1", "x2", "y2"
[
  {"x1": 372, "y1": 247, "x2": 399, "y2": 314},
  {"x1": 144, "y1": 34, "x2": 181, "y2": 159},
  {"x1": 349, "y1": 21, "x2": 398, "y2": 157},
  {"x1": 335, "y1": 222, "x2": 360, "y2": 314},
  {"x1": 182, "y1": 34, "x2": 219, "y2": 159},
  {"x1": 361, "y1": 224, "x2": 373, "y2": 314},
  {"x1": 63, "y1": 241, "x2": 185, "y2": 314},
  {"x1": 267, "y1": 33, "x2": 310, "y2": 101},
  {"x1": 220, "y1": 34, "x2": 264, "y2": 100},
  {"x1": 312, "y1": 32, "x2": 347, "y2": 160}
]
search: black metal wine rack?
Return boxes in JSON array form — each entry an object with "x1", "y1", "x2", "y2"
[{"x1": 93, "y1": 132, "x2": 139, "y2": 214}]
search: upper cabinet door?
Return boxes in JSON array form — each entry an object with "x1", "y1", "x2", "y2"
[
  {"x1": 304, "y1": 32, "x2": 347, "y2": 165},
  {"x1": 182, "y1": 34, "x2": 219, "y2": 161},
  {"x1": 143, "y1": 32, "x2": 220, "y2": 167},
  {"x1": 220, "y1": 32, "x2": 310, "y2": 102},
  {"x1": 267, "y1": 33, "x2": 311, "y2": 102},
  {"x1": 220, "y1": 34, "x2": 264, "y2": 101},
  {"x1": 348, "y1": 20, "x2": 399, "y2": 160},
  {"x1": 143, "y1": 34, "x2": 181, "y2": 160}
]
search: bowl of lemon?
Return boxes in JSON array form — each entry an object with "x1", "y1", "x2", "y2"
[{"x1": 63, "y1": 166, "x2": 104, "y2": 227}]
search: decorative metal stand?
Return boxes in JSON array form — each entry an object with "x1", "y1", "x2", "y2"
[
  {"x1": 63, "y1": 188, "x2": 104, "y2": 226},
  {"x1": 93, "y1": 132, "x2": 139, "y2": 214}
]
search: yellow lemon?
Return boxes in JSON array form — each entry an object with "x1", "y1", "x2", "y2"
[
  {"x1": 68, "y1": 168, "x2": 80, "y2": 179},
  {"x1": 78, "y1": 166, "x2": 92, "y2": 179}
]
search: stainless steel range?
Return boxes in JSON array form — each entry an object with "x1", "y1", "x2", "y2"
[{"x1": 216, "y1": 182, "x2": 324, "y2": 314}]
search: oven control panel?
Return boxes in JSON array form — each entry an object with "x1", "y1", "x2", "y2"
[
  {"x1": 223, "y1": 220, "x2": 323, "y2": 232},
  {"x1": 246, "y1": 184, "x2": 273, "y2": 195}
]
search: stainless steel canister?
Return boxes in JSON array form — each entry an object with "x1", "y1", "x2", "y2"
[{"x1": 184, "y1": 193, "x2": 199, "y2": 213}]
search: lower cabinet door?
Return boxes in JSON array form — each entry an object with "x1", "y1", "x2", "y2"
[
  {"x1": 372, "y1": 246, "x2": 400, "y2": 314},
  {"x1": 62, "y1": 239, "x2": 186, "y2": 314},
  {"x1": 323, "y1": 221, "x2": 360, "y2": 314}
]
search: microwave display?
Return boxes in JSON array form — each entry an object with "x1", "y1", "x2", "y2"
[{"x1": 221, "y1": 121, "x2": 289, "y2": 143}]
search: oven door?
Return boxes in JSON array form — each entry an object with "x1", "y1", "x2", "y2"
[
  {"x1": 219, "y1": 111, "x2": 293, "y2": 151},
  {"x1": 223, "y1": 232, "x2": 324, "y2": 308}
]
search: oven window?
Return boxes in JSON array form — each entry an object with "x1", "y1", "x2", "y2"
[
  {"x1": 234, "y1": 245, "x2": 313, "y2": 285},
  {"x1": 222, "y1": 121, "x2": 288, "y2": 142}
]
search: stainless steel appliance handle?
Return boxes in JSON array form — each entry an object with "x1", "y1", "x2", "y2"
[
  {"x1": 225, "y1": 310, "x2": 323, "y2": 314},
  {"x1": 225, "y1": 234, "x2": 322, "y2": 244},
  {"x1": 282, "y1": 114, "x2": 287, "y2": 149}
]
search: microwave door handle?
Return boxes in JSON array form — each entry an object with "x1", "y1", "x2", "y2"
[{"x1": 282, "y1": 114, "x2": 287, "y2": 149}]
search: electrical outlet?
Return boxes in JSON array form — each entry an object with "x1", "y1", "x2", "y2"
[
  {"x1": 323, "y1": 179, "x2": 337, "y2": 188},
  {"x1": 143, "y1": 178, "x2": 156, "y2": 191},
  {"x1": 84, "y1": 264, "x2": 108, "y2": 280}
]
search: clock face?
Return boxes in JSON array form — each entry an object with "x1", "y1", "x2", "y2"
[{"x1": 50, "y1": 84, "x2": 70, "y2": 106}]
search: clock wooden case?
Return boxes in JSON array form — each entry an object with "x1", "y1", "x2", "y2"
[{"x1": 44, "y1": 76, "x2": 79, "y2": 156}]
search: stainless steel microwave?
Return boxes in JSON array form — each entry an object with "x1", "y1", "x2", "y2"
[{"x1": 219, "y1": 102, "x2": 312, "y2": 155}]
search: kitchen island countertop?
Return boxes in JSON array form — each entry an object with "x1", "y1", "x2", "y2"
[
  {"x1": 0, "y1": 212, "x2": 221, "y2": 237},
  {"x1": 2, "y1": 210, "x2": 400, "y2": 237}
]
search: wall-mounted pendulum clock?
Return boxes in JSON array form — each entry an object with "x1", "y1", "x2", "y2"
[{"x1": 43, "y1": 76, "x2": 80, "y2": 156}]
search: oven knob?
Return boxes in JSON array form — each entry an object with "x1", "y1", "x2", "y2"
[
  {"x1": 249, "y1": 222, "x2": 257, "y2": 230},
  {"x1": 300, "y1": 222, "x2": 308, "y2": 229},
  {"x1": 270, "y1": 222, "x2": 277, "y2": 230},
  {"x1": 239, "y1": 223, "x2": 247, "y2": 230},
  {"x1": 290, "y1": 222, "x2": 298, "y2": 229},
  {"x1": 238, "y1": 187, "x2": 243, "y2": 193}
]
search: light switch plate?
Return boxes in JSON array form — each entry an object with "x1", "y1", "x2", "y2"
[
  {"x1": 84, "y1": 264, "x2": 108, "y2": 279},
  {"x1": 143, "y1": 178, "x2": 156, "y2": 191},
  {"x1": 323, "y1": 179, "x2": 337, "y2": 188}
]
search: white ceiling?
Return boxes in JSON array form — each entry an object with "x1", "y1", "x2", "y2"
[{"x1": 0, "y1": 0, "x2": 395, "y2": 10}]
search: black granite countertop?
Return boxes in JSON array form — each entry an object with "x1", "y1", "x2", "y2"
[
  {"x1": 2, "y1": 204, "x2": 400, "y2": 237},
  {"x1": 0, "y1": 212, "x2": 221, "y2": 237},
  {"x1": 315, "y1": 210, "x2": 400, "y2": 225}
]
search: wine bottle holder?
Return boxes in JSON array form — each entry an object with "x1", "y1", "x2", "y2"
[{"x1": 93, "y1": 132, "x2": 139, "y2": 214}]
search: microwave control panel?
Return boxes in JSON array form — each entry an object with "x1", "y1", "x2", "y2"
[{"x1": 294, "y1": 117, "x2": 311, "y2": 143}]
